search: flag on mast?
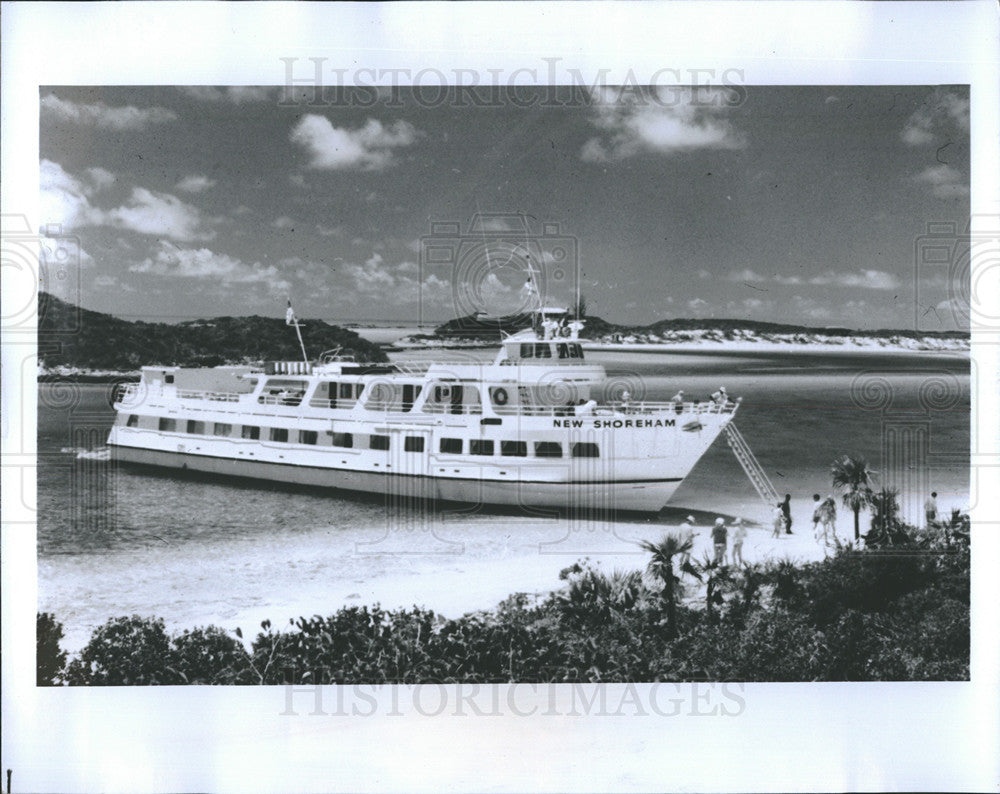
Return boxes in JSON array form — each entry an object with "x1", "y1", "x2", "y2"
[{"x1": 285, "y1": 299, "x2": 296, "y2": 326}]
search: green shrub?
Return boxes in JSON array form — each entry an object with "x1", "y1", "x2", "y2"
[
  {"x1": 37, "y1": 612, "x2": 68, "y2": 686},
  {"x1": 66, "y1": 615, "x2": 182, "y2": 685},
  {"x1": 172, "y1": 626, "x2": 256, "y2": 684}
]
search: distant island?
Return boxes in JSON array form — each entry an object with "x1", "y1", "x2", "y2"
[
  {"x1": 395, "y1": 311, "x2": 970, "y2": 353},
  {"x1": 38, "y1": 293, "x2": 388, "y2": 380}
]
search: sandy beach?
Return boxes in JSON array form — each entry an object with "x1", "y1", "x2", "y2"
[{"x1": 46, "y1": 504, "x2": 866, "y2": 655}]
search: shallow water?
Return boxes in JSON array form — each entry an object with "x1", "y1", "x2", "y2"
[{"x1": 37, "y1": 348, "x2": 970, "y2": 649}]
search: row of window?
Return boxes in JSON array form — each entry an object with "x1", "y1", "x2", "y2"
[
  {"x1": 437, "y1": 437, "x2": 596, "y2": 458},
  {"x1": 133, "y1": 415, "x2": 600, "y2": 458},
  {"x1": 519, "y1": 342, "x2": 583, "y2": 359}
]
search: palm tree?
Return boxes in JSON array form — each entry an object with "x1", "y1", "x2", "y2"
[
  {"x1": 637, "y1": 533, "x2": 694, "y2": 639},
  {"x1": 689, "y1": 555, "x2": 731, "y2": 623},
  {"x1": 831, "y1": 455, "x2": 877, "y2": 544},
  {"x1": 557, "y1": 566, "x2": 644, "y2": 627},
  {"x1": 866, "y1": 486, "x2": 908, "y2": 547}
]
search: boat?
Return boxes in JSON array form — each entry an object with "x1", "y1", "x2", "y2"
[{"x1": 108, "y1": 306, "x2": 739, "y2": 513}]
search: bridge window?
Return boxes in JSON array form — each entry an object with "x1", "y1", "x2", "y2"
[
  {"x1": 339, "y1": 383, "x2": 354, "y2": 399},
  {"x1": 534, "y1": 343, "x2": 552, "y2": 358},
  {"x1": 501, "y1": 440, "x2": 527, "y2": 457},
  {"x1": 440, "y1": 437, "x2": 462, "y2": 454},
  {"x1": 242, "y1": 425, "x2": 260, "y2": 440},
  {"x1": 572, "y1": 442, "x2": 600, "y2": 458},
  {"x1": 402, "y1": 384, "x2": 422, "y2": 412},
  {"x1": 534, "y1": 441, "x2": 563, "y2": 458},
  {"x1": 158, "y1": 417, "x2": 176, "y2": 432},
  {"x1": 126, "y1": 414, "x2": 139, "y2": 427},
  {"x1": 331, "y1": 432, "x2": 353, "y2": 448},
  {"x1": 299, "y1": 430, "x2": 318, "y2": 445},
  {"x1": 369, "y1": 434, "x2": 390, "y2": 451},
  {"x1": 520, "y1": 343, "x2": 534, "y2": 359},
  {"x1": 261, "y1": 379, "x2": 307, "y2": 406},
  {"x1": 213, "y1": 423, "x2": 232, "y2": 437},
  {"x1": 470, "y1": 439, "x2": 494, "y2": 456},
  {"x1": 186, "y1": 420, "x2": 205, "y2": 435},
  {"x1": 404, "y1": 436, "x2": 424, "y2": 453},
  {"x1": 269, "y1": 428, "x2": 289, "y2": 443}
]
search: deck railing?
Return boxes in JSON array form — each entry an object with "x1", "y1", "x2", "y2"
[{"x1": 493, "y1": 400, "x2": 737, "y2": 417}]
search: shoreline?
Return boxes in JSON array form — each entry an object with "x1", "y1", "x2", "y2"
[
  {"x1": 393, "y1": 338, "x2": 970, "y2": 355},
  {"x1": 43, "y1": 508, "x2": 864, "y2": 656},
  {"x1": 37, "y1": 339, "x2": 971, "y2": 382}
]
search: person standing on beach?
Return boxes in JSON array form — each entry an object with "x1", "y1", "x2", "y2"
[
  {"x1": 679, "y1": 515, "x2": 697, "y2": 568},
  {"x1": 731, "y1": 518, "x2": 747, "y2": 566},
  {"x1": 780, "y1": 494, "x2": 793, "y2": 534},
  {"x1": 772, "y1": 503, "x2": 786, "y2": 538},
  {"x1": 712, "y1": 518, "x2": 728, "y2": 564},
  {"x1": 813, "y1": 494, "x2": 837, "y2": 545},
  {"x1": 924, "y1": 491, "x2": 938, "y2": 527}
]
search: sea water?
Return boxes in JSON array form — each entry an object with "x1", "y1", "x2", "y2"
[{"x1": 36, "y1": 348, "x2": 970, "y2": 650}]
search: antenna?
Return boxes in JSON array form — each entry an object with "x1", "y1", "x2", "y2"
[{"x1": 285, "y1": 298, "x2": 310, "y2": 366}]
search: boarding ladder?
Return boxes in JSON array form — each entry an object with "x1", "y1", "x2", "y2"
[{"x1": 724, "y1": 422, "x2": 780, "y2": 510}]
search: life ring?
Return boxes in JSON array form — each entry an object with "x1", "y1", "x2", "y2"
[
  {"x1": 492, "y1": 387, "x2": 509, "y2": 406},
  {"x1": 559, "y1": 325, "x2": 572, "y2": 338}
]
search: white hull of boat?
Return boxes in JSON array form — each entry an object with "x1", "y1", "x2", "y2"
[{"x1": 110, "y1": 443, "x2": 683, "y2": 513}]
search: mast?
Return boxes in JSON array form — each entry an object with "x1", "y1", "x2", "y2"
[{"x1": 285, "y1": 298, "x2": 310, "y2": 366}]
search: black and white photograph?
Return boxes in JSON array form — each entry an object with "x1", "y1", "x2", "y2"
[{"x1": 3, "y1": 3, "x2": 999, "y2": 792}]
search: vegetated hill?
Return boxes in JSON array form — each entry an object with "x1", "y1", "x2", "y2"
[
  {"x1": 432, "y1": 312, "x2": 535, "y2": 338},
  {"x1": 38, "y1": 293, "x2": 388, "y2": 372},
  {"x1": 426, "y1": 312, "x2": 968, "y2": 343}
]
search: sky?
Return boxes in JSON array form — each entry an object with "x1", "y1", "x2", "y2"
[{"x1": 39, "y1": 84, "x2": 970, "y2": 330}]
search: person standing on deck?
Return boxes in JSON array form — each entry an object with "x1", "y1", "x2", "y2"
[
  {"x1": 712, "y1": 518, "x2": 728, "y2": 565},
  {"x1": 780, "y1": 494, "x2": 793, "y2": 534}
]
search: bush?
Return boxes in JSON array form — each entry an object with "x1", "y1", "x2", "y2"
[
  {"x1": 66, "y1": 615, "x2": 182, "y2": 685},
  {"x1": 172, "y1": 626, "x2": 256, "y2": 684},
  {"x1": 37, "y1": 612, "x2": 68, "y2": 686}
]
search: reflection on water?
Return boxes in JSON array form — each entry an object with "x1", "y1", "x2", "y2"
[{"x1": 37, "y1": 349, "x2": 970, "y2": 649}]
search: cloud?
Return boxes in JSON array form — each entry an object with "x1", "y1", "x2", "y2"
[
  {"x1": 41, "y1": 160, "x2": 216, "y2": 242},
  {"x1": 901, "y1": 89, "x2": 970, "y2": 146},
  {"x1": 316, "y1": 223, "x2": 343, "y2": 237},
  {"x1": 273, "y1": 216, "x2": 296, "y2": 230},
  {"x1": 106, "y1": 187, "x2": 216, "y2": 242},
  {"x1": 40, "y1": 159, "x2": 101, "y2": 230},
  {"x1": 808, "y1": 270, "x2": 899, "y2": 290},
  {"x1": 41, "y1": 94, "x2": 177, "y2": 130},
  {"x1": 130, "y1": 243, "x2": 290, "y2": 290},
  {"x1": 175, "y1": 174, "x2": 217, "y2": 193},
  {"x1": 913, "y1": 164, "x2": 969, "y2": 199},
  {"x1": 581, "y1": 87, "x2": 744, "y2": 162},
  {"x1": 725, "y1": 268, "x2": 898, "y2": 290},
  {"x1": 341, "y1": 253, "x2": 450, "y2": 305},
  {"x1": 290, "y1": 115, "x2": 420, "y2": 170},
  {"x1": 85, "y1": 167, "x2": 117, "y2": 190},
  {"x1": 180, "y1": 86, "x2": 274, "y2": 104}
]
